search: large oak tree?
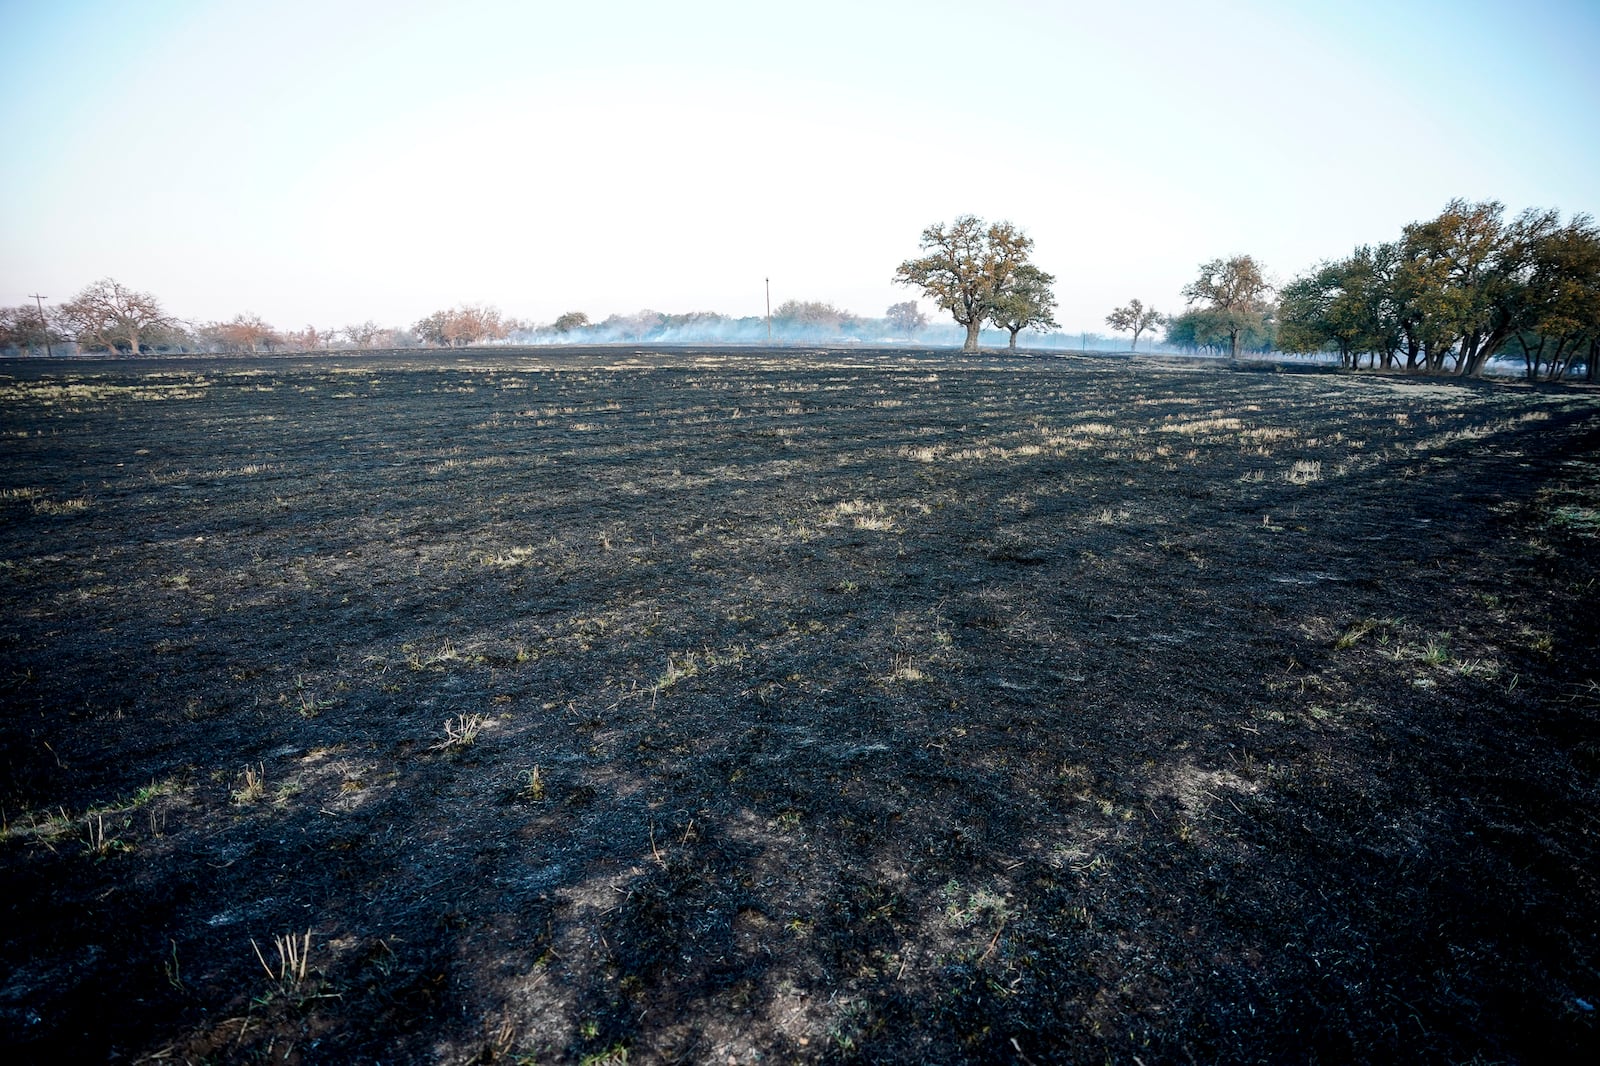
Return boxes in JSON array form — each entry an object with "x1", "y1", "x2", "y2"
[
  {"x1": 894, "y1": 216, "x2": 1038, "y2": 352},
  {"x1": 57, "y1": 278, "x2": 173, "y2": 355}
]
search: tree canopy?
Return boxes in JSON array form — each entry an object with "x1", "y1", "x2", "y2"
[
  {"x1": 57, "y1": 278, "x2": 174, "y2": 355},
  {"x1": 988, "y1": 265, "x2": 1058, "y2": 350},
  {"x1": 773, "y1": 300, "x2": 856, "y2": 333},
  {"x1": 1163, "y1": 308, "x2": 1275, "y2": 356},
  {"x1": 1105, "y1": 299, "x2": 1162, "y2": 351},
  {"x1": 885, "y1": 301, "x2": 927, "y2": 337},
  {"x1": 413, "y1": 304, "x2": 508, "y2": 347},
  {"x1": 203, "y1": 313, "x2": 282, "y2": 354},
  {"x1": 1277, "y1": 201, "x2": 1598, "y2": 380},
  {"x1": 894, "y1": 216, "x2": 1041, "y2": 351},
  {"x1": 1180, "y1": 256, "x2": 1272, "y2": 363},
  {"x1": 0, "y1": 303, "x2": 61, "y2": 354}
]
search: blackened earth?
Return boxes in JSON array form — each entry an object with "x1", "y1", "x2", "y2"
[{"x1": 2, "y1": 347, "x2": 1598, "y2": 1064}]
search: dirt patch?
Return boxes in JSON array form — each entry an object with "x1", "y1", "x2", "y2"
[{"x1": 2, "y1": 348, "x2": 1598, "y2": 1063}]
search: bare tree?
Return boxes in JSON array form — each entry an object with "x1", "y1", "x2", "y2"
[
  {"x1": 342, "y1": 321, "x2": 385, "y2": 349},
  {"x1": 280, "y1": 325, "x2": 332, "y2": 352},
  {"x1": 57, "y1": 278, "x2": 173, "y2": 355},
  {"x1": 204, "y1": 313, "x2": 281, "y2": 354},
  {"x1": 414, "y1": 304, "x2": 509, "y2": 347},
  {"x1": 1105, "y1": 299, "x2": 1163, "y2": 351}
]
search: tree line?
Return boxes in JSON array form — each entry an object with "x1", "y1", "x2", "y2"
[
  {"x1": 1277, "y1": 200, "x2": 1599, "y2": 381},
  {"x1": 0, "y1": 283, "x2": 947, "y2": 356},
  {"x1": 7, "y1": 199, "x2": 1594, "y2": 379},
  {"x1": 0, "y1": 279, "x2": 429, "y2": 356},
  {"x1": 892, "y1": 201, "x2": 1597, "y2": 380}
]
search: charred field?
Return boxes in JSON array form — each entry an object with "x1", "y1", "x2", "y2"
[{"x1": 2, "y1": 346, "x2": 1598, "y2": 1064}]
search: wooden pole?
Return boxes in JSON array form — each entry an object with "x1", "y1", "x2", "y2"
[{"x1": 27, "y1": 293, "x2": 52, "y2": 357}]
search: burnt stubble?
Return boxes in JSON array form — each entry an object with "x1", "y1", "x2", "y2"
[{"x1": 2, "y1": 348, "x2": 1597, "y2": 1063}]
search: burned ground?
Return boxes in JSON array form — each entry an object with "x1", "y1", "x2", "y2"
[{"x1": 1, "y1": 348, "x2": 1598, "y2": 1064}]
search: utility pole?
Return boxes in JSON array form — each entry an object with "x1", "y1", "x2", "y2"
[
  {"x1": 765, "y1": 278, "x2": 772, "y2": 345},
  {"x1": 27, "y1": 294, "x2": 52, "y2": 357}
]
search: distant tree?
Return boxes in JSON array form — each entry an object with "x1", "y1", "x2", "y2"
[
  {"x1": 1164, "y1": 307, "x2": 1276, "y2": 355},
  {"x1": 280, "y1": 325, "x2": 331, "y2": 351},
  {"x1": 1181, "y1": 256, "x2": 1272, "y2": 364},
  {"x1": 1105, "y1": 299, "x2": 1162, "y2": 351},
  {"x1": 0, "y1": 303, "x2": 63, "y2": 354},
  {"x1": 885, "y1": 300, "x2": 927, "y2": 338},
  {"x1": 204, "y1": 313, "x2": 281, "y2": 354},
  {"x1": 894, "y1": 215, "x2": 1037, "y2": 351},
  {"x1": 57, "y1": 278, "x2": 173, "y2": 355},
  {"x1": 598, "y1": 309, "x2": 667, "y2": 341},
  {"x1": 342, "y1": 321, "x2": 385, "y2": 348},
  {"x1": 378, "y1": 326, "x2": 417, "y2": 348},
  {"x1": 412, "y1": 311, "x2": 448, "y2": 346},
  {"x1": 552, "y1": 311, "x2": 590, "y2": 333},
  {"x1": 1162, "y1": 309, "x2": 1224, "y2": 353},
  {"x1": 773, "y1": 300, "x2": 855, "y2": 335},
  {"x1": 460, "y1": 304, "x2": 508, "y2": 345},
  {"x1": 661, "y1": 311, "x2": 726, "y2": 330},
  {"x1": 413, "y1": 304, "x2": 509, "y2": 347},
  {"x1": 988, "y1": 265, "x2": 1058, "y2": 350},
  {"x1": 655, "y1": 311, "x2": 730, "y2": 340}
]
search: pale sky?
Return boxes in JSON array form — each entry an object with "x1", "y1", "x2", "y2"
[{"x1": 3, "y1": 0, "x2": 1597, "y2": 336}]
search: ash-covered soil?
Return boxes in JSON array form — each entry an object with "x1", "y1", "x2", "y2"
[{"x1": 2, "y1": 347, "x2": 1598, "y2": 1064}]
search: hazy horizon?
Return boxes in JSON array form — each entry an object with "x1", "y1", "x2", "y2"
[{"x1": 3, "y1": 0, "x2": 1597, "y2": 335}]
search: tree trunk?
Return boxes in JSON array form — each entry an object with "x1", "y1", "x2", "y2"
[
  {"x1": 1548, "y1": 338, "x2": 1572, "y2": 382},
  {"x1": 1466, "y1": 324, "x2": 1513, "y2": 378},
  {"x1": 127, "y1": 327, "x2": 139, "y2": 356},
  {"x1": 1425, "y1": 342, "x2": 1444, "y2": 374},
  {"x1": 1519, "y1": 335, "x2": 1543, "y2": 382},
  {"x1": 1228, "y1": 328, "x2": 1241, "y2": 365},
  {"x1": 1008, "y1": 328, "x2": 1020, "y2": 351},
  {"x1": 962, "y1": 320, "x2": 981, "y2": 352},
  {"x1": 1130, "y1": 329, "x2": 1141, "y2": 352}
]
